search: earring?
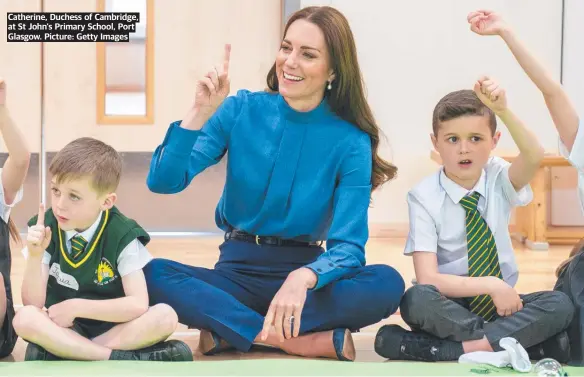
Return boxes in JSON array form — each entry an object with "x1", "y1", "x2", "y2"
[{"x1": 327, "y1": 81, "x2": 332, "y2": 90}]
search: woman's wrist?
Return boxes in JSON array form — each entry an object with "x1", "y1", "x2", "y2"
[
  {"x1": 291, "y1": 267, "x2": 318, "y2": 289},
  {"x1": 180, "y1": 106, "x2": 213, "y2": 131}
]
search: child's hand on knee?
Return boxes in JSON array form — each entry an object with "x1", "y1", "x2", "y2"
[
  {"x1": 48, "y1": 300, "x2": 77, "y2": 328},
  {"x1": 489, "y1": 278, "x2": 523, "y2": 317},
  {"x1": 27, "y1": 203, "x2": 52, "y2": 256}
]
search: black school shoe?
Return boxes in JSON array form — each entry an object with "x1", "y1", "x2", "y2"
[
  {"x1": 26, "y1": 340, "x2": 193, "y2": 362},
  {"x1": 24, "y1": 342, "x2": 62, "y2": 361},
  {"x1": 527, "y1": 331, "x2": 571, "y2": 364},
  {"x1": 110, "y1": 340, "x2": 193, "y2": 361},
  {"x1": 374, "y1": 325, "x2": 464, "y2": 362}
]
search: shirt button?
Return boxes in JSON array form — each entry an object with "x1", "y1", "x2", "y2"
[
  {"x1": 329, "y1": 263, "x2": 334, "y2": 267},
  {"x1": 317, "y1": 268, "x2": 322, "y2": 272}
]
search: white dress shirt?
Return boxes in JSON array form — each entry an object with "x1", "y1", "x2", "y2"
[{"x1": 405, "y1": 157, "x2": 533, "y2": 287}]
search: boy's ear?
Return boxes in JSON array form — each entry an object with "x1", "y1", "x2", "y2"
[
  {"x1": 101, "y1": 193, "x2": 117, "y2": 210},
  {"x1": 492, "y1": 131, "x2": 501, "y2": 149},
  {"x1": 430, "y1": 133, "x2": 438, "y2": 150}
]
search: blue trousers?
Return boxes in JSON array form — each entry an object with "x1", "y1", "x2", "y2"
[{"x1": 143, "y1": 240, "x2": 405, "y2": 352}]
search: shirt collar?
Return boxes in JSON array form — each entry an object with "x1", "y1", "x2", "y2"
[
  {"x1": 65, "y1": 211, "x2": 103, "y2": 243},
  {"x1": 277, "y1": 93, "x2": 331, "y2": 123},
  {"x1": 439, "y1": 168, "x2": 487, "y2": 204}
]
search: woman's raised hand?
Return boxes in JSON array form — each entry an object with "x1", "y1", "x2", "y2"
[
  {"x1": 194, "y1": 43, "x2": 231, "y2": 115},
  {"x1": 181, "y1": 44, "x2": 231, "y2": 130}
]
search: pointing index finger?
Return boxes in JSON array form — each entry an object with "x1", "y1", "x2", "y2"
[
  {"x1": 37, "y1": 203, "x2": 45, "y2": 226},
  {"x1": 222, "y1": 44, "x2": 231, "y2": 76}
]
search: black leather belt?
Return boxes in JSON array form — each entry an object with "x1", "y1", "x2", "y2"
[{"x1": 225, "y1": 230, "x2": 323, "y2": 247}]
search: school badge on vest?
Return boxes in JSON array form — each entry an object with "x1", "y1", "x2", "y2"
[{"x1": 95, "y1": 258, "x2": 117, "y2": 285}]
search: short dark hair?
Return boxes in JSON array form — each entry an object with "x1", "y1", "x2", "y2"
[{"x1": 432, "y1": 89, "x2": 497, "y2": 136}]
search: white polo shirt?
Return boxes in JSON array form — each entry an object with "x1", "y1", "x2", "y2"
[
  {"x1": 405, "y1": 157, "x2": 533, "y2": 287},
  {"x1": 558, "y1": 121, "x2": 584, "y2": 215}
]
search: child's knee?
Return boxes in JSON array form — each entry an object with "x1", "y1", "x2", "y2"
[
  {"x1": 13, "y1": 306, "x2": 44, "y2": 338},
  {"x1": 149, "y1": 303, "x2": 178, "y2": 334},
  {"x1": 549, "y1": 291, "x2": 575, "y2": 326},
  {"x1": 400, "y1": 284, "x2": 440, "y2": 323}
]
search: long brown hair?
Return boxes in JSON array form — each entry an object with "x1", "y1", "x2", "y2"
[
  {"x1": 556, "y1": 238, "x2": 584, "y2": 277},
  {"x1": 266, "y1": 6, "x2": 397, "y2": 191}
]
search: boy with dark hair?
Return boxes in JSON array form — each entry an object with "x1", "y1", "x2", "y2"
[{"x1": 375, "y1": 77, "x2": 574, "y2": 363}]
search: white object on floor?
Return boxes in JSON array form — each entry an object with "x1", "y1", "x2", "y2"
[{"x1": 458, "y1": 337, "x2": 532, "y2": 373}]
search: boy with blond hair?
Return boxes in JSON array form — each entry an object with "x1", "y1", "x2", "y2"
[{"x1": 14, "y1": 137, "x2": 192, "y2": 361}]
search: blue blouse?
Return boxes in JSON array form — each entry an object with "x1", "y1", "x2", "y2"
[{"x1": 147, "y1": 90, "x2": 373, "y2": 289}]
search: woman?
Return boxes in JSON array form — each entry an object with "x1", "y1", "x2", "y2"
[
  {"x1": 0, "y1": 78, "x2": 31, "y2": 358},
  {"x1": 144, "y1": 6, "x2": 405, "y2": 361}
]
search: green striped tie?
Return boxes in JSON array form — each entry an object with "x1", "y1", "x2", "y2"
[
  {"x1": 71, "y1": 234, "x2": 88, "y2": 258},
  {"x1": 460, "y1": 192, "x2": 502, "y2": 322}
]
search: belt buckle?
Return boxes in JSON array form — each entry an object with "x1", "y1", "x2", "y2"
[{"x1": 255, "y1": 235, "x2": 260, "y2": 245}]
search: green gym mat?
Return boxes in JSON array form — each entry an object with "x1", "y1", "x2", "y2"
[{"x1": 0, "y1": 360, "x2": 583, "y2": 376}]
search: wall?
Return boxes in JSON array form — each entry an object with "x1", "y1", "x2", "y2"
[
  {"x1": 0, "y1": 0, "x2": 282, "y2": 153},
  {"x1": 0, "y1": 0, "x2": 283, "y2": 232},
  {"x1": 295, "y1": 0, "x2": 578, "y2": 227},
  {"x1": 45, "y1": 0, "x2": 281, "y2": 152},
  {"x1": 550, "y1": 0, "x2": 584, "y2": 226},
  {"x1": 564, "y1": 0, "x2": 584, "y2": 114},
  {"x1": 0, "y1": 0, "x2": 41, "y2": 154},
  {"x1": 1, "y1": 0, "x2": 581, "y2": 232}
]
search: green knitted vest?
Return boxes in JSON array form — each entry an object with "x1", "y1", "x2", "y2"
[{"x1": 28, "y1": 206, "x2": 150, "y2": 308}]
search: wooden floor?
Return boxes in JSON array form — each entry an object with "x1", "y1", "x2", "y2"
[{"x1": 0, "y1": 236, "x2": 575, "y2": 362}]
